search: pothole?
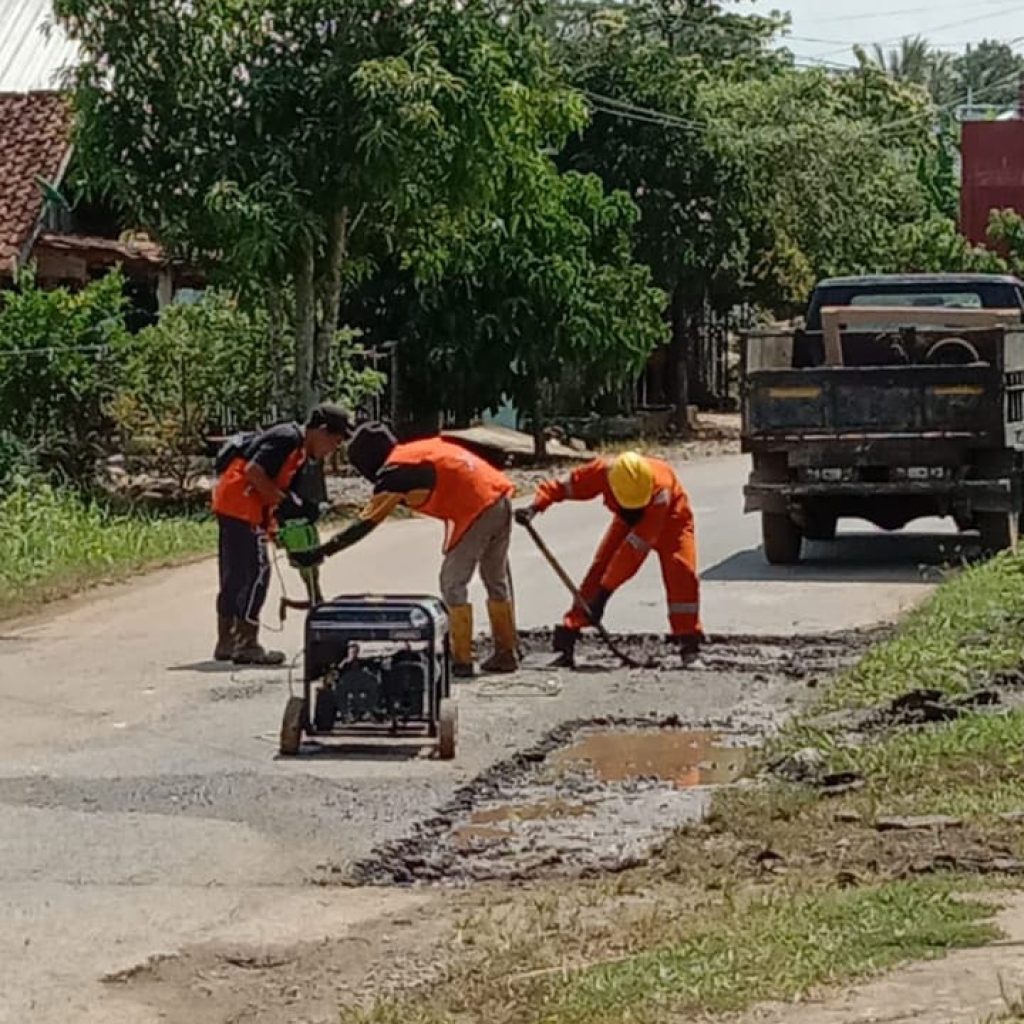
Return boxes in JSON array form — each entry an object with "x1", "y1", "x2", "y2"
[
  {"x1": 554, "y1": 728, "x2": 749, "y2": 787},
  {"x1": 516, "y1": 629, "x2": 879, "y2": 678},
  {"x1": 343, "y1": 720, "x2": 759, "y2": 887}
]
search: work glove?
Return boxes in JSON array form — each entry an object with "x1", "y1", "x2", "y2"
[
  {"x1": 586, "y1": 587, "x2": 612, "y2": 626},
  {"x1": 515, "y1": 505, "x2": 539, "y2": 527},
  {"x1": 278, "y1": 491, "x2": 320, "y2": 523}
]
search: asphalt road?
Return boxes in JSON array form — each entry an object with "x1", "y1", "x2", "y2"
[{"x1": 0, "y1": 452, "x2": 960, "y2": 1023}]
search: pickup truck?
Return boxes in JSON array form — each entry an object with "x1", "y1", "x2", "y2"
[{"x1": 741, "y1": 273, "x2": 1024, "y2": 563}]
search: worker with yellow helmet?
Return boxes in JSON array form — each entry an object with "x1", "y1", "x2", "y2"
[{"x1": 517, "y1": 452, "x2": 703, "y2": 666}]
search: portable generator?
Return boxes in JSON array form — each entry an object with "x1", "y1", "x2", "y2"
[{"x1": 279, "y1": 595, "x2": 457, "y2": 759}]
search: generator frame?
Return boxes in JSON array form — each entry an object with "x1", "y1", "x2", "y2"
[{"x1": 279, "y1": 594, "x2": 457, "y2": 759}]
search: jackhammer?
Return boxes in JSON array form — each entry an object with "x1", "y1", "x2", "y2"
[{"x1": 276, "y1": 516, "x2": 324, "y2": 621}]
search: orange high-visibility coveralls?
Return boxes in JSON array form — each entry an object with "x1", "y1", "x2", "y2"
[{"x1": 533, "y1": 456, "x2": 702, "y2": 638}]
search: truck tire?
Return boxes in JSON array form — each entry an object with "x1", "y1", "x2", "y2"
[
  {"x1": 977, "y1": 511, "x2": 1019, "y2": 556},
  {"x1": 762, "y1": 512, "x2": 803, "y2": 565},
  {"x1": 803, "y1": 506, "x2": 837, "y2": 542}
]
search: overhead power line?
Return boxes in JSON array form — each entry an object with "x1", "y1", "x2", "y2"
[
  {"x1": 581, "y1": 43, "x2": 1024, "y2": 146},
  {"x1": 811, "y1": 1, "x2": 1024, "y2": 61}
]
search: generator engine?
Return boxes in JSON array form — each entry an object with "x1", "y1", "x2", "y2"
[
  {"x1": 316, "y1": 648, "x2": 431, "y2": 731},
  {"x1": 285, "y1": 595, "x2": 455, "y2": 754}
]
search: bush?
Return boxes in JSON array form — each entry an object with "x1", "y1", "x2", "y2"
[
  {"x1": 0, "y1": 431, "x2": 39, "y2": 489},
  {"x1": 109, "y1": 292, "x2": 385, "y2": 486},
  {"x1": 109, "y1": 291, "x2": 279, "y2": 486},
  {"x1": 0, "y1": 271, "x2": 131, "y2": 483}
]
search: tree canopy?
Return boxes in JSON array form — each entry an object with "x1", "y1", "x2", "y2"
[{"x1": 52, "y1": 0, "x2": 1024, "y2": 447}]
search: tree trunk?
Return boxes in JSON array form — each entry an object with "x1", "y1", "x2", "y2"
[
  {"x1": 667, "y1": 282, "x2": 692, "y2": 435},
  {"x1": 266, "y1": 285, "x2": 287, "y2": 418},
  {"x1": 294, "y1": 239, "x2": 318, "y2": 416},
  {"x1": 314, "y1": 206, "x2": 349, "y2": 403},
  {"x1": 531, "y1": 387, "x2": 548, "y2": 461}
]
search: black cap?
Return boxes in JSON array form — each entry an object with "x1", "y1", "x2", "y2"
[
  {"x1": 347, "y1": 421, "x2": 397, "y2": 482},
  {"x1": 307, "y1": 403, "x2": 352, "y2": 437}
]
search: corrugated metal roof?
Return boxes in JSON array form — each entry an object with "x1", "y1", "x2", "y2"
[{"x1": 0, "y1": 0, "x2": 79, "y2": 92}]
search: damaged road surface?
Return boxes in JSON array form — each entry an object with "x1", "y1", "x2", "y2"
[{"x1": 0, "y1": 453, "x2": 951, "y2": 1023}]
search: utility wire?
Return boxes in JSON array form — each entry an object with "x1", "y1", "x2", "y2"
[
  {"x1": 802, "y1": 0, "x2": 1020, "y2": 23},
  {"x1": 582, "y1": 37, "x2": 1024, "y2": 146},
  {"x1": 811, "y1": 1, "x2": 1024, "y2": 61}
]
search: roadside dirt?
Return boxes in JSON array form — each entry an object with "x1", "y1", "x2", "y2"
[{"x1": 101, "y1": 628, "x2": 877, "y2": 1024}]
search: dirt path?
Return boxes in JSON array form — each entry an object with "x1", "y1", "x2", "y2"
[{"x1": 741, "y1": 893, "x2": 1024, "y2": 1024}]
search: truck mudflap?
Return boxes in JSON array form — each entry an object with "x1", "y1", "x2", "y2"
[{"x1": 745, "y1": 478, "x2": 1014, "y2": 515}]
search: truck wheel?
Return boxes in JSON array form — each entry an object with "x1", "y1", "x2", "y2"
[
  {"x1": 762, "y1": 512, "x2": 803, "y2": 565},
  {"x1": 803, "y1": 508, "x2": 837, "y2": 542},
  {"x1": 977, "y1": 512, "x2": 1019, "y2": 556}
]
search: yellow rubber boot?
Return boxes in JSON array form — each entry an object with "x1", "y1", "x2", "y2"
[
  {"x1": 449, "y1": 604, "x2": 475, "y2": 678},
  {"x1": 481, "y1": 600, "x2": 519, "y2": 674}
]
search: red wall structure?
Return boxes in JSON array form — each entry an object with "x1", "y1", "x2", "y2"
[{"x1": 961, "y1": 120, "x2": 1024, "y2": 246}]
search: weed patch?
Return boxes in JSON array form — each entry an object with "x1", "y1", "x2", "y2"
[
  {"x1": 342, "y1": 881, "x2": 996, "y2": 1024},
  {"x1": 0, "y1": 484, "x2": 215, "y2": 618},
  {"x1": 817, "y1": 552, "x2": 1024, "y2": 713}
]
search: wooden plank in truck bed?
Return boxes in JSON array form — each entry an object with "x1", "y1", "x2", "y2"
[{"x1": 820, "y1": 306, "x2": 1021, "y2": 367}]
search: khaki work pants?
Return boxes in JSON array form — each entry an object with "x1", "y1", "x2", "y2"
[{"x1": 440, "y1": 496, "x2": 513, "y2": 606}]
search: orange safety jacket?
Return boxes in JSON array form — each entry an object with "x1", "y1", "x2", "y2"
[
  {"x1": 376, "y1": 438, "x2": 515, "y2": 553},
  {"x1": 534, "y1": 456, "x2": 693, "y2": 592},
  {"x1": 212, "y1": 448, "x2": 306, "y2": 527}
]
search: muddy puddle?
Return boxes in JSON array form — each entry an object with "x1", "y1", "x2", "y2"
[
  {"x1": 555, "y1": 729, "x2": 748, "y2": 787},
  {"x1": 346, "y1": 722, "x2": 760, "y2": 887}
]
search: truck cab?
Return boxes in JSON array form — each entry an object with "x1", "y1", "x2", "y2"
[{"x1": 742, "y1": 273, "x2": 1024, "y2": 563}]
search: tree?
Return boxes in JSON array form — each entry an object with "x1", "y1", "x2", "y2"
[
  {"x1": 854, "y1": 36, "x2": 933, "y2": 88},
  {"x1": 552, "y1": 0, "x2": 785, "y2": 423},
  {"x1": 955, "y1": 40, "x2": 1024, "y2": 111},
  {"x1": 397, "y1": 166, "x2": 667, "y2": 456},
  {"x1": 56, "y1": 0, "x2": 585, "y2": 415}
]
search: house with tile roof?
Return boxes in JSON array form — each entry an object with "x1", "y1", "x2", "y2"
[{"x1": 0, "y1": 0, "x2": 200, "y2": 310}]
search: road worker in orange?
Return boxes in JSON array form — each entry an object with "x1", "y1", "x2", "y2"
[
  {"x1": 293, "y1": 422, "x2": 519, "y2": 677},
  {"x1": 517, "y1": 451, "x2": 703, "y2": 667},
  {"x1": 211, "y1": 404, "x2": 351, "y2": 665}
]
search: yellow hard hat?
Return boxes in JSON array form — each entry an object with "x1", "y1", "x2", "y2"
[{"x1": 608, "y1": 452, "x2": 654, "y2": 509}]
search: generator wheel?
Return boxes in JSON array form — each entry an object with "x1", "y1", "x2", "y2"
[
  {"x1": 313, "y1": 685, "x2": 336, "y2": 734},
  {"x1": 437, "y1": 699, "x2": 458, "y2": 761},
  {"x1": 279, "y1": 697, "x2": 305, "y2": 757}
]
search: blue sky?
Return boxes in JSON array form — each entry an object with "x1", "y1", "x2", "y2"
[{"x1": 747, "y1": 0, "x2": 1024, "y2": 67}]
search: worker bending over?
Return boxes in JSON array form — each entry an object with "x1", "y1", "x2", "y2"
[
  {"x1": 294, "y1": 422, "x2": 518, "y2": 677},
  {"x1": 212, "y1": 404, "x2": 351, "y2": 665},
  {"x1": 518, "y1": 452, "x2": 703, "y2": 666}
]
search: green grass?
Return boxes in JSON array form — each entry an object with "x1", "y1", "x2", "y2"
[
  {"x1": 0, "y1": 483, "x2": 215, "y2": 619},
  {"x1": 817, "y1": 551, "x2": 1024, "y2": 713},
  {"x1": 832, "y1": 710, "x2": 1024, "y2": 820},
  {"x1": 342, "y1": 881, "x2": 997, "y2": 1024}
]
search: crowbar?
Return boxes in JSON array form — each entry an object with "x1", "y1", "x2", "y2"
[{"x1": 521, "y1": 520, "x2": 640, "y2": 669}]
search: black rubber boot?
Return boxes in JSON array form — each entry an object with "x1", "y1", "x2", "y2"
[
  {"x1": 214, "y1": 616, "x2": 238, "y2": 662},
  {"x1": 675, "y1": 633, "x2": 705, "y2": 668},
  {"x1": 551, "y1": 625, "x2": 578, "y2": 668},
  {"x1": 232, "y1": 621, "x2": 286, "y2": 666}
]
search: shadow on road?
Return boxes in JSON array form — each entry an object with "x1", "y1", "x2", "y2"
[
  {"x1": 278, "y1": 740, "x2": 425, "y2": 763},
  {"x1": 702, "y1": 531, "x2": 975, "y2": 584}
]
